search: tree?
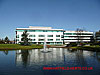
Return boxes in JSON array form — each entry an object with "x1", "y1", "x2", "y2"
[
  {"x1": 13, "y1": 38, "x2": 16, "y2": 44},
  {"x1": 0, "y1": 39, "x2": 5, "y2": 44},
  {"x1": 4, "y1": 36, "x2": 10, "y2": 44},
  {"x1": 76, "y1": 28, "x2": 84, "y2": 46},
  {"x1": 21, "y1": 30, "x2": 30, "y2": 45}
]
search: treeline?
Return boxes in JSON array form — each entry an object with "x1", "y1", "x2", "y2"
[{"x1": 0, "y1": 36, "x2": 15, "y2": 44}]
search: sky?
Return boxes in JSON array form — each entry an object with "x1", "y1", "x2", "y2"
[{"x1": 0, "y1": 0, "x2": 100, "y2": 40}]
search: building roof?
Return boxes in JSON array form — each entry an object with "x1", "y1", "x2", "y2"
[{"x1": 16, "y1": 26, "x2": 64, "y2": 31}]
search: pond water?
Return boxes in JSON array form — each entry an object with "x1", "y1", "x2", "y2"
[{"x1": 0, "y1": 48, "x2": 100, "y2": 75}]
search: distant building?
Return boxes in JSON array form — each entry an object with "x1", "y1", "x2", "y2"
[
  {"x1": 95, "y1": 30, "x2": 100, "y2": 42},
  {"x1": 16, "y1": 26, "x2": 94, "y2": 45}
]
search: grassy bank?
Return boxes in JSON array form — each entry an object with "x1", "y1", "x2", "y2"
[
  {"x1": 0, "y1": 44, "x2": 43, "y2": 50},
  {"x1": 70, "y1": 45, "x2": 100, "y2": 51}
]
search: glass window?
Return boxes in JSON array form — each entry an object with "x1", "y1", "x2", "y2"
[
  {"x1": 50, "y1": 42, "x2": 54, "y2": 45},
  {"x1": 56, "y1": 39, "x2": 60, "y2": 41},
  {"x1": 53, "y1": 31, "x2": 58, "y2": 32},
  {"x1": 61, "y1": 39, "x2": 63, "y2": 41},
  {"x1": 32, "y1": 39, "x2": 35, "y2": 41},
  {"x1": 29, "y1": 35, "x2": 35, "y2": 37},
  {"x1": 38, "y1": 39, "x2": 44, "y2": 41},
  {"x1": 57, "y1": 42, "x2": 62, "y2": 44},
  {"x1": 48, "y1": 39, "x2": 53, "y2": 41},
  {"x1": 64, "y1": 33, "x2": 72, "y2": 35},
  {"x1": 16, "y1": 30, "x2": 24, "y2": 32},
  {"x1": 17, "y1": 39, "x2": 19, "y2": 41},
  {"x1": 39, "y1": 35, "x2": 45, "y2": 37},
  {"x1": 27, "y1": 30, "x2": 47, "y2": 32},
  {"x1": 48, "y1": 35, "x2": 53, "y2": 37},
  {"x1": 76, "y1": 33, "x2": 93, "y2": 35},
  {"x1": 47, "y1": 30, "x2": 53, "y2": 32},
  {"x1": 16, "y1": 35, "x2": 19, "y2": 38},
  {"x1": 43, "y1": 30, "x2": 47, "y2": 32},
  {"x1": 72, "y1": 33, "x2": 77, "y2": 35},
  {"x1": 61, "y1": 35, "x2": 63, "y2": 37},
  {"x1": 56, "y1": 35, "x2": 60, "y2": 37},
  {"x1": 30, "y1": 39, "x2": 35, "y2": 41},
  {"x1": 35, "y1": 30, "x2": 43, "y2": 32},
  {"x1": 64, "y1": 36, "x2": 69, "y2": 38}
]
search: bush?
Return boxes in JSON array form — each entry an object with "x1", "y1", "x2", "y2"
[
  {"x1": 91, "y1": 41, "x2": 100, "y2": 45},
  {"x1": 70, "y1": 43, "x2": 77, "y2": 47},
  {"x1": 19, "y1": 42, "x2": 31, "y2": 46}
]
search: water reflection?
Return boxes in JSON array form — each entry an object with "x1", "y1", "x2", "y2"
[
  {"x1": 15, "y1": 48, "x2": 100, "y2": 68},
  {"x1": 16, "y1": 48, "x2": 65, "y2": 67},
  {"x1": 1, "y1": 48, "x2": 100, "y2": 75},
  {"x1": 3, "y1": 50, "x2": 9, "y2": 55},
  {"x1": 96, "y1": 52, "x2": 100, "y2": 62}
]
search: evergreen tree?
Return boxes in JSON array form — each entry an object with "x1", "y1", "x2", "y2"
[
  {"x1": 21, "y1": 30, "x2": 29, "y2": 45},
  {"x1": 4, "y1": 36, "x2": 10, "y2": 44}
]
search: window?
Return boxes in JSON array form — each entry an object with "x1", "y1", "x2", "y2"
[
  {"x1": 16, "y1": 35, "x2": 19, "y2": 38},
  {"x1": 81, "y1": 33, "x2": 93, "y2": 35},
  {"x1": 56, "y1": 35, "x2": 60, "y2": 37},
  {"x1": 46, "y1": 30, "x2": 63, "y2": 32},
  {"x1": 39, "y1": 35, "x2": 45, "y2": 37},
  {"x1": 64, "y1": 36, "x2": 69, "y2": 38},
  {"x1": 64, "y1": 33, "x2": 72, "y2": 35},
  {"x1": 48, "y1": 39, "x2": 53, "y2": 41},
  {"x1": 16, "y1": 30, "x2": 24, "y2": 32},
  {"x1": 29, "y1": 35, "x2": 35, "y2": 37},
  {"x1": 30, "y1": 39, "x2": 35, "y2": 41},
  {"x1": 38, "y1": 39, "x2": 44, "y2": 41},
  {"x1": 35, "y1": 30, "x2": 43, "y2": 32},
  {"x1": 61, "y1": 35, "x2": 64, "y2": 38},
  {"x1": 46, "y1": 30, "x2": 52, "y2": 32},
  {"x1": 61, "y1": 39, "x2": 63, "y2": 41},
  {"x1": 57, "y1": 42, "x2": 62, "y2": 44},
  {"x1": 17, "y1": 39, "x2": 19, "y2": 41},
  {"x1": 53, "y1": 30, "x2": 58, "y2": 32},
  {"x1": 50, "y1": 42, "x2": 54, "y2": 45},
  {"x1": 56, "y1": 39, "x2": 60, "y2": 41},
  {"x1": 48, "y1": 35, "x2": 53, "y2": 37},
  {"x1": 72, "y1": 33, "x2": 77, "y2": 35}
]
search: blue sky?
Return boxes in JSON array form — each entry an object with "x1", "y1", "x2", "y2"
[{"x1": 0, "y1": 0, "x2": 100, "y2": 40}]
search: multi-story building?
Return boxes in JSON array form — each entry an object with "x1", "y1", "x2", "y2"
[
  {"x1": 64, "y1": 31, "x2": 93, "y2": 44},
  {"x1": 95, "y1": 30, "x2": 100, "y2": 42},
  {"x1": 16, "y1": 26, "x2": 94, "y2": 45},
  {"x1": 16, "y1": 26, "x2": 64, "y2": 45}
]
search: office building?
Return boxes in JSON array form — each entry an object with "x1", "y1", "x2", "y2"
[{"x1": 16, "y1": 26, "x2": 64, "y2": 45}]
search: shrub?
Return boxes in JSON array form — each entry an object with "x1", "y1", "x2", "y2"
[{"x1": 70, "y1": 43, "x2": 77, "y2": 47}]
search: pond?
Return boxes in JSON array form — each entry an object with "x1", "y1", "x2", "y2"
[{"x1": 0, "y1": 48, "x2": 100, "y2": 75}]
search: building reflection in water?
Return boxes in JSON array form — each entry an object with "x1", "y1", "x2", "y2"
[
  {"x1": 15, "y1": 48, "x2": 98, "y2": 68},
  {"x1": 96, "y1": 52, "x2": 100, "y2": 62}
]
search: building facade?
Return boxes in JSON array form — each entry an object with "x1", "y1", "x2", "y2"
[
  {"x1": 95, "y1": 30, "x2": 100, "y2": 42},
  {"x1": 16, "y1": 26, "x2": 94, "y2": 45},
  {"x1": 64, "y1": 31, "x2": 93, "y2": 44},
  {"x1": 16, "y1": 26, "x2": 64, "y2": 45}
]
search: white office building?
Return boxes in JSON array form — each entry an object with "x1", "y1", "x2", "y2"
[
  {"x1": 16, "y1": 26, "x2": 93, "y2": 45},
  {"x1": 16, "y1": 26, "x2": 64, "y2": 45},
  {"x1": 64, "y1": 31, "x2": 93, "y2": 44}
]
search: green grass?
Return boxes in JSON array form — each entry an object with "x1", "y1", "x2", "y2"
[
  {"x1": 70, "y1": 45, "x2": 100, "y2": 51},
  {"x1": 0, "y1": 44, "x2": 43, "y2": 50}
]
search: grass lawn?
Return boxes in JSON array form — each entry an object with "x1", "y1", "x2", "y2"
[
  {"x1": 70, "y1": 45, "x2": 100, "y2": 51},
  {"x1": 0, "y1": 44, "x2": 43, "y2": 50}
]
